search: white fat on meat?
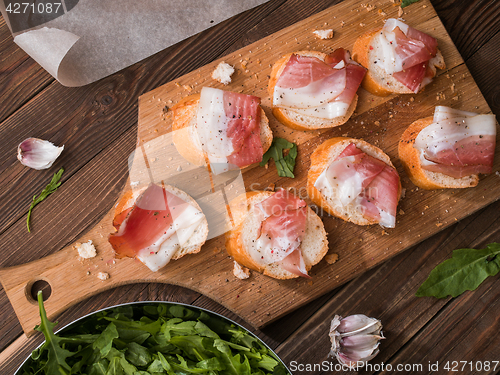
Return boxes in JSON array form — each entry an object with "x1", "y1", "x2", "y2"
[
  {"x1": 137, "y1": 203, "x2": 205, "y2": 272},
  {"x1": 273, "y1": 69, "x2": 346, "y2": 109},
  {"x1": 414, "y1": 107, "x2": 496, "y2": 167},
  {"x1": 314, "y1": 156, "x2": 365, "y2": 208},
  {"x1": 375, "y1": 19, "x2": 410, "y2": 74},
  {"x1": 194, "y1": 87, "x2": 233, "y2": 172}
]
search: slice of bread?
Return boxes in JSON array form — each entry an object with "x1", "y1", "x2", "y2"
[
  {"x1": 113, "y1": 184, "x2": 209, "y2": 262},
  {"x1": 352, "y1": 28, "x2": 445, "y2": 96},
  {"x1": 398, "y1": 117, "x2": 479, "y2": 189},
  {"x1": 225, "y1": 191, "x2": 329, "y2": 280},
  {"x1": 268, "y1": 51, "x2": 358, "y2": 131},
  {"x1": 171, "y1": 93, "x2": 272, "y2": 167},
  {"x1": 307, "y1": 137, "x2": 402, "y2": 226}
]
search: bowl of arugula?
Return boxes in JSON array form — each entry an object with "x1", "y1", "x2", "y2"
[{"x1": 16, "y1": 292, "x2": 290, "y2": 375}]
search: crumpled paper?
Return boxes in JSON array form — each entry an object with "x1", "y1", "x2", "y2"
[{"x1": 0, "y1": 0, "x2": 270, "y2": 87}]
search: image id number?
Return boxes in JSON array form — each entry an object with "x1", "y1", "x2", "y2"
[
  {"x1": 444, "y1": 361, "x2": 499, "y2": 372},
  {"x1": 6, "y1": 2, "x2": 62, "y2": 14}
]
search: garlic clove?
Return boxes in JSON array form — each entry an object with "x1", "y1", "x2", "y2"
[
  {"x1": 329, "y1": 314, "x2": 384, "y2": 369},
  {"x1": 17, "y1": 138, "x2": 64, "y2": 170},
  {"x1": 337, "y1": 314, "x2": 382, "y2": 336},
  {"x1": 340, "y1": 334, "x2": 384, "y2": 351}
]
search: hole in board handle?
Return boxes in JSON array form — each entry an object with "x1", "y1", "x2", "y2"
[{"x1": 26, "y1": 279, "x2": 52, "y2": 304}]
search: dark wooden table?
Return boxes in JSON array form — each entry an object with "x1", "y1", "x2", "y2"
[{"x1": 1, "y1": 0, "x2": 499, "y2": 374}]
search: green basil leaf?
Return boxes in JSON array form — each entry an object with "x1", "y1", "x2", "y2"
[
  {"x1": 401, "y1": 0, "x2": 420, "y2": 8},
  {"x1": 416, "y1": 243, "x2": 500, "y2": 298},
  {"x1": 260, "y1": 138, "x2": 298, "y2": 178}
]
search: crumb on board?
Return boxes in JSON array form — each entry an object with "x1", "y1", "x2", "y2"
[
  {"x1": 313, "y1": 29, "x2": 334, "y2": 40},
  {"x1": 398, "y1": 6, "x2": 404, "y2": 17},
  {"x1": 97, "y1": 272, "x2": 109, "y2": 281},
  {"x1": 325, "y1": 253, "x2": 339, "y2": 264},
  {"x1": 212, "y1": 62, "x2": 235, "y2": 85},
  {"x1": 233, "y1": 261, "x2": 250, "y2": 279},
  {"x1": 75, "y1": 240, "x2": 97, "y2": 259}
]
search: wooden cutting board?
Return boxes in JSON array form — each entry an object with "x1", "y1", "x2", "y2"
[{"x1": 1, "y1": 0, "x2": 499, "y2": 335}]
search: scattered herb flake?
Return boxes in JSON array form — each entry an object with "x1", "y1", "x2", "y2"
[
  {"x1": 27, "y1": 167, "x2": 64, "y2": 232},
  {"x1": 260, "y1": 138, "x2": 297, "y2": 178},
  {"x1": 416, "y1": 243, "x2": 500, "y2": 298}
]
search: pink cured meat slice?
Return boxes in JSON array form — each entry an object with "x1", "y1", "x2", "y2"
[
  {"x1": 333, "y1": 144, "x2": 399, "y2": 225},
  {"x1": 393, "y1": 61, "x2": 427, "y2": 93},
  {"x1": 222, "y1": 91, "x2": 263, "y2": 167},
  {"x1": 109, "y1": 184, "x2": 188, "y2": 258},
  {"x1": 276, "y1": 54, "x2": 341, "y2": 89},
  {"x1": 256, "y1": 190, "x2": 309, "y2": 277},
  {"x1": 361, "y1": 165, "x2": 400, "y2": 223},
  {"x1": 422, "y1": 134, "x2": 496, "y2": 178},
  {"x1": 390, "y1": 26, "x2": 438, "y2": 92}
]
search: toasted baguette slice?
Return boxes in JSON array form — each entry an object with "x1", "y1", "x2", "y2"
[
  {"x1": 171, "y1": 93, "x2": 272, "y2": 167},
  {"x1": 307, "y1": 137, "x2": 402, "y2": 226},
  {"x1": 113, "y1": 184, "x2": 209, "y2": 263},
  {"x1": 268, "y1": 51, "x2": 358, "y2": 131},
  {"x1": 225, "y1": 191, "x2": 329, "y2": 280},
  {"x1": 398, "y1": 117, "x2": 479, "y2": 189},
  {"x1": 352, "y1": 28, "x2": 445, "y2": 96}
]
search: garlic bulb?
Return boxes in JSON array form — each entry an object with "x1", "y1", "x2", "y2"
[
  {"x1": 329, "y1": 314, "x2": 384, "y2": 368},
  {"x1": 17, "y1": 138, "x2": 64, "y2": 170}
]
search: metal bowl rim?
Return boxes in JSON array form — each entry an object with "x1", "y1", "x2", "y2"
[{"x1": 15, "y1": 300, "x2": 291, "y2": 374}]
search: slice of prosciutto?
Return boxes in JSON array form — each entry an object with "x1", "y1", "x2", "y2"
[
  {"x1": 414, "y1": 106, "x2": 497, "y2": 178},
  {"x1": 251, "y1": 189, "x2": 310, "y2": 277},
  {"x1": 195, "y1": 87, "x2": 263, "y2": 172},
  {"x1": 314, "y1": 143, "x2": 400, "y2": 228},
  {"x1": 273, "y1": 50, "x2": 366, "y2": 118},
  {"x1": 377, "y1": 19, "x2": 439, "y2": 93},
  {"x1": 109, "y1": 184, "x2": 204, "y2": 272}
]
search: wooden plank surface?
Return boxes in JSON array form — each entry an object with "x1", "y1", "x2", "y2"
[
  {"x1": 2, "y1": 0, "x2": 499, "y2": 335},
  {"x1": 0, "y1": 0, "x2": 499, "y2": 373}
]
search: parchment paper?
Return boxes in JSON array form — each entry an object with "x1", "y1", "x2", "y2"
[{"x1": 0, "y1": 0, "x2": 270, "y2": 87}]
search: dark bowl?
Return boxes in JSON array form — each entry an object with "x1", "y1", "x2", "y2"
[{"x1": 15, "y1": 301, "x2": 291, "y2": 374}]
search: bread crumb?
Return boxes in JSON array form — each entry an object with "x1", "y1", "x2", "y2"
[
  {"x1": 97, "y1": 272, "x2": 109, "y2": 281},
  {"x1": 436, "y1": 222, "x2": 443, "y2": 227},
  {"x1": 233, "y1": 261, "x2": 250, "y2": 279},
  {"x1": 340, "y1": 21, "x2": 346, "y2": 27},
  {"x1": 359, "y1": 22, "x2": 366, "y2": 27},
  {"x1": 325, "y1": 253, "x2": 339, "y2": 264},
  {"x1": 398, "y1": 6, "x2": 403, "y2": 17},
  {"x1": 374, "y1": 121, "x2": 380, "y2": 126},
  {"x1": 211, "y1": 62, "x2": 234, "y2": 85},
  {"x1": 75, "y1": 240, "x2": 97, "y2": 259},
  {"x1": 313, "y1": 29, "x2": 334, "y2": 40},
  {"x1": 399, "y1": 209, "x2": 405, "y2": 215},
  {"x1": 182, "y1": 85, "x2": 192, "y2": 92}
]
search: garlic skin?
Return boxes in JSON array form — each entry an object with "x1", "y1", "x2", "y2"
[
  {"x1": 329, "y1": 314, "x2": 384, "y2": 369},
  {"x1": 17, "y1": 138, "x2": 64, "y2": 170}
]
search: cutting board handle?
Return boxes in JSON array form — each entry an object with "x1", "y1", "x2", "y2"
[{"x1": 0, "y1": 219, "x2": 131, "y2": 335}]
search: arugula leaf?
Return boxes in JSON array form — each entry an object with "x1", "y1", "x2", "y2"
[
  {"x1": 25, "y1": 301, "x2": 290, "y2": 374},
  {"x1": 416, "y1": 243, "x2": 500, "y2": 298},
  {"x1": 260, "y1": 138, "x2": 297, "y2": 178},
  {"x1": 27, "y1": 167, "x2": 64, "y2": 232},
  {"x1": 33, "y1": 290, "x2": 74, "y2": 375},
  {"x1": 401, "y1": 0, "x2": 420, "y2": 8}
]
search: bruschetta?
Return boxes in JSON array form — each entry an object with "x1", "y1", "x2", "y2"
[
  {"x1": 109, "y1": 183, "x2": 208, "y2": 272},
  {"x1": 172, "y1": 87, "x2": 272, "y2": 173},
  {"x1": 399, "y1": 106, "x2": 496, "y2": 189},
  {"x1": 307, "y1": 138, "x2": 402, "y2": 228},
  {"x1": 268, "y1": 49, "x2": 366, "y2": 130},
  {"x1": 352, "y1": 18, "x2": 445, "y2": 96},
  {"x1": 225, "y1": 189, "x2": 328, "y2": 279}
]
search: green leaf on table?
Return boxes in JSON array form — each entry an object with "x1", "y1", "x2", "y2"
[
  {"x1": 260, "y1": 138, "x2": 297, "y2": 178},
  {"x1": 33, "y1": 290, "x2": 74, "y2": 375},
  {"x1": 401, "y1": 0, "x2": 420, "y2": 8},
  {"x1": 27, "y1": 167, "x2": 64, "y2": 232},
  {"x1": 416, "y1": 243, "x2": 500, "y2": 298}
]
